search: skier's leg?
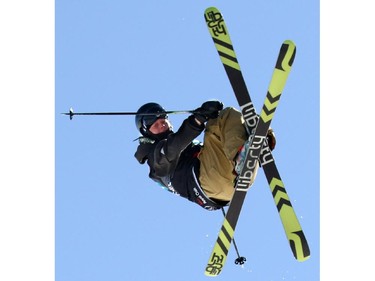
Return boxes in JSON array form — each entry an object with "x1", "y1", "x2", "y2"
[{"x1": 198, "y1": 107, "x2": 247, "y2": 201}]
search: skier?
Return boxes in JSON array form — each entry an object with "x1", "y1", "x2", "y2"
[{"x1": 134, "y1": 101, "x2": 276, "y2": 211}]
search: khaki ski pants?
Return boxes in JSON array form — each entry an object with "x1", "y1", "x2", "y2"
[{"x1": 198, "y1": 107, "x2": 256, "y2": 202}]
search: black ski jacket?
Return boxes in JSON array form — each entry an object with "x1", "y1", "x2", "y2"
[{"x1": 134, "y1": 115, "x2": 225, "y2": 210}]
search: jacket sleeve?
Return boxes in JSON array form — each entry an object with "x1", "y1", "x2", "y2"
[{"x1": 152, "y1": 115, "x2": 204, "y2": 177}]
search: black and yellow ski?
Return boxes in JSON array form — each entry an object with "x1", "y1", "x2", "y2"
[{"x1": 204, "y1": 7, "x2": 310, "y2": 277}]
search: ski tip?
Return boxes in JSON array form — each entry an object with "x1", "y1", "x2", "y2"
[
  {"x1": 283, "y1": 39, "x2": 295, "y2": 45},
  {"x1": 283, "y1": 40, "x2": 296, "y2": 54},
  {"x1": 289, "y1": 232, "x2": 310, "y2": 262},
  {"x1": 205, "y1": 6, "x2": 218, "y2": 12},
  {"x1": 204, "y1": 6, "x2": 222, "y2": 18}
]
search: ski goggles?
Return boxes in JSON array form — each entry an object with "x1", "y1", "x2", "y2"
[{"x1": 141, "y1": 113, "x2": 168, "y2": 129}]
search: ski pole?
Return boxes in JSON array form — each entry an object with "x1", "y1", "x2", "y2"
[
  {"x1": 61, "y1": 108, "x2": 197, "y2": 120},
  {"x1": 221, "y1": 207, "x2": 246, "y2": 266}
]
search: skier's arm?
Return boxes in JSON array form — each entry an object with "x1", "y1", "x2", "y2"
[
  {"x1": 153, "y1": 100, "x2": 223, "y2": 176},
  {"x1": 152, "y1": 115, "x2": 203, "y2": 176}
]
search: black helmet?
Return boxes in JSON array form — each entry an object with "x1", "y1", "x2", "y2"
[{"x1": 135, "y1": 102, "x2": 168, "y2": 138}]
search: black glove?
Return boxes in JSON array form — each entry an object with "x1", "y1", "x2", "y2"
[
  {"x1": 193, "y1": 100, "x2": 224, "y2": 123},
  {"x1": 266, "y1": 128, "x2": 276, "y2": 151}
]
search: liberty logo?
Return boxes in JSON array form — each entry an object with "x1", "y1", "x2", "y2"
[{"x1": 241, "y1": 102, "x2": 257, "y2": 131}]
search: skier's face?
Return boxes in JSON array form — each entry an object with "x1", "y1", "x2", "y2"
[{"x1": 149, "y1": 118, "x2": 172, "y2": 135}]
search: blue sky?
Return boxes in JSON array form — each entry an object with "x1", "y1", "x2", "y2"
[{"x1": 2, "y1": 1, "x2": 375, "y2": 281}]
